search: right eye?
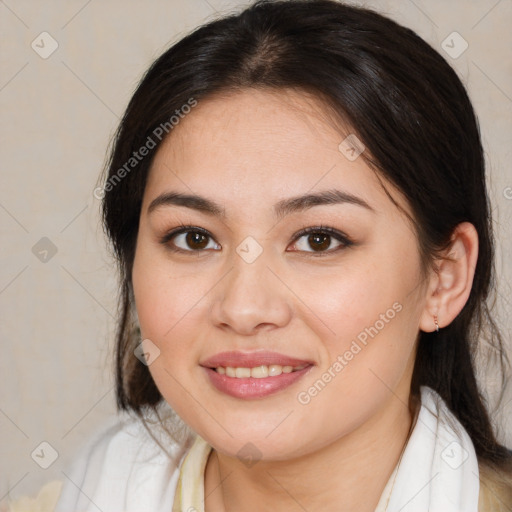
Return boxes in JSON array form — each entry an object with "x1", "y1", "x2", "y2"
[{"x1": 160, "y1": 225, "x2": 221, "y2": 253}]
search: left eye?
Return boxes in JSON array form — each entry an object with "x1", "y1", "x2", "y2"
[{"x1": 289, "y1": 227, "x2": 352, "y2": 254}]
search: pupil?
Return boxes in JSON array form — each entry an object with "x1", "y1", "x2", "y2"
[{"x1": 309, "y1": 233, "x2": 329, "y2": 251}]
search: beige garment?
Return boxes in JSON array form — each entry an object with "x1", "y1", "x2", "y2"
[
  {"x1": 478, "y1": 463, "x2": 512, "y2": 512},
  {"x1": 1, "y1": 481, "x2": 63, "y2": 512},
  {"x1": 172, "y1": 434, "x2": 213, "y2": 512}
]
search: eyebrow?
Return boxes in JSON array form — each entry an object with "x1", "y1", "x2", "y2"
[{"x1": 147, "y1": 189, "x2": 374, "y2": 219}]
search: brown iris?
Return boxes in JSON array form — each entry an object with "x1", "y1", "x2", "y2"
[
  {"x1": 308, "y1": 233, "x2": 330, "y2": 251},
  {"x1": 186, "y1": 231, "x2": 209, "y2": 250}
]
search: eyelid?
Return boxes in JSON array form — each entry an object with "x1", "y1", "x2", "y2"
[{"x1": 159, "y1": 224, "x2": 210, "y2": 244}]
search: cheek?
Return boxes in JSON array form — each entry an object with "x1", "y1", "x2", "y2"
[
  {"x1": 298, "y1": 246, "x2": 423, "y2": 391},
  {"x1": 133, "y1": 277, "x2": 212, "y2": 368},
  {"x1": 131, "y1": 247, "x2": 235, "y2": 430},
  {"x1": 300, "y1": 256, "x2": 414, "y2": 347},
  {"x1": 291, "y1": 275, "x2": 421, "y2": 453},
  {"x1": 132, "y1": 251, "x2": 213, "y2": 423},
  {"x1": 132, "y1": 234, "x2": 208, "y2": 338}
]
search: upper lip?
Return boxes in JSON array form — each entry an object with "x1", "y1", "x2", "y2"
[{"x1": 201, "y1": 351, "x2": 313, "y2": 368}]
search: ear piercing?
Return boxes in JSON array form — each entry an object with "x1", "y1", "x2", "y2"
[{"x1": 434, "y1": 314, "x2": 439, "y2": 332}]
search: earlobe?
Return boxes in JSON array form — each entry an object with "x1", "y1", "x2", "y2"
[{"x1": 419, "y1": 222, "x2": 479, "y2": 332}]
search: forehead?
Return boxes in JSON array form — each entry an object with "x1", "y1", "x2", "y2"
[{"x1": 144, "y1": 88, "x2": 408, "y2": 218}]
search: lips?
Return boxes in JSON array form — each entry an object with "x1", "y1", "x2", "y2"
[
  {"x1": 200, "y1": 350, "x2": 313, "y2": 369},
  {"x1": 200, "y1": 350, "x2": 314, "y2": 399}
]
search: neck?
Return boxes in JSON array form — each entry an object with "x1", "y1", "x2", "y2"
[{"x1": 204, "y1": 389, "x2": 418, "y2": 512}]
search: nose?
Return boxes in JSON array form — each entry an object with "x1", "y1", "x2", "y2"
[{"x1": 210, "y1": 252, "x2": 293, "y2": 336}]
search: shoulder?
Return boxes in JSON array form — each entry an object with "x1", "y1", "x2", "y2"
[
  {"x1": 478, "y1": 460, "x2": 512, "y2": 512},
  {"x1": 53, "y1": 410, "x2": 194, "y2": 512}
]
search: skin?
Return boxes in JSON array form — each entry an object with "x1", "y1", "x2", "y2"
[{"x1": 131, "y1": 88, "x2": 478, "y2": 511}]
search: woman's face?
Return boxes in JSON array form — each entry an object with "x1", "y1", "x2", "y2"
[{"x1": 132, "y1": 89, "x2": 430, "y2": 460}]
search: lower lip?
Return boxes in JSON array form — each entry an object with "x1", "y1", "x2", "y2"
[{"x1": 203, "y1": 365, "x2": 313, "y2": 399}]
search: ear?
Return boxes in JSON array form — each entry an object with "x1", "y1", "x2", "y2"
[{"x1": 419, "y1": 222, "x2": 479, "y2": 332}]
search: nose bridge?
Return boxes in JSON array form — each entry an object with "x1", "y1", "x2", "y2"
[
  {"x1": 233, "y1": 241, "x2": 271, "y2": 290},
  {"x1": 211, "y1": 237, "x2": 291, "y2": 333},
  {"x1": 226, "y1": 240, "x2": 275, "y2": 307}
]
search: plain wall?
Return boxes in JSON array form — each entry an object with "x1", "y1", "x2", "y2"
[{"x1": 1, "y1": 0, "x2": 511, "y2": 501}]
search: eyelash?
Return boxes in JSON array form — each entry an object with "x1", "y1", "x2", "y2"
[{"x1": 159, "y1": 223, "x2": 354, "y2": 256}]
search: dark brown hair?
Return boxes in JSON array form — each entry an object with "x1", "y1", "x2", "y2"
[{"x1": 100, "y1": 0, "x2": 511, "y2": 469}]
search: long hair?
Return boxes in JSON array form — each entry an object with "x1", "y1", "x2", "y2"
[{"x1": 100, "y1": 0, "x2": 511, "y2": 470}]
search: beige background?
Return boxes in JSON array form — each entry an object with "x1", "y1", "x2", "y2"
[{"x1": 1, "y1": 0, "x2": 511, "y2": 501}]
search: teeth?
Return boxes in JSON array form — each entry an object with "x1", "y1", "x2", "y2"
[
  {"x1": 215, "y1": 364, "x2": 307, "y2": 378},
  {"x1": 251, "y1": 365, "x2": 269, "y2": 378},
  {"x1": 235, "y1": 367, "x2": 251, "y2": 378}
]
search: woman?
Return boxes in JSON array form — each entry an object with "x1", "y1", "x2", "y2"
[{"x1": 16, "y1": 0, "x2": 512, "y2": 510}]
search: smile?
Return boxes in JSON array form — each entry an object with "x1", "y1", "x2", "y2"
[
  {"x1": 215, "y1": 364, "x2": 308, "y2": 378},
  {"x1": 201, "y1": 350, "x2": 314, "y2": 399}
]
